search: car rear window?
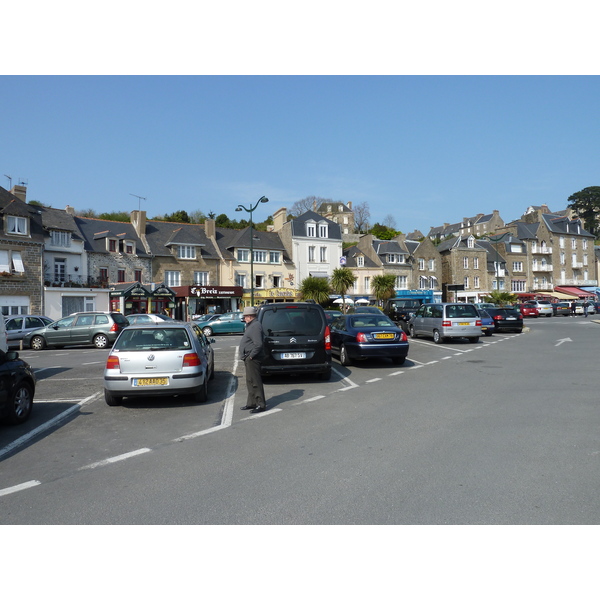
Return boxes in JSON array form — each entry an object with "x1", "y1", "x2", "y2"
[
  {"x1": 112, "y1": 313, "x2": 130, "y2": 325},
  {"x1": 261, "y1": 307, "x2": 324, "y2": 336},
  {"x1": 114, "y1": 328, "x2": 191, "y2": 350},
  {"x1": 445, "y1": 304, "x2": 478, "y2": 318}
]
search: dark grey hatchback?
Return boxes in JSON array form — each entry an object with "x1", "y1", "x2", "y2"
[{"x1": 257, "y1": 302, "x2": 332, "y2": 380}]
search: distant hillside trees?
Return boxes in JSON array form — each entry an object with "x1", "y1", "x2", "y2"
[{"x1": 567, "y1": 186, "x2": 600, "y2": 236}]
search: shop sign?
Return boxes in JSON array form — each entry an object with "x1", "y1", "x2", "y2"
[
  {"x1": 249, "y1": 288, "x2": 297, "y2": 299},
  {"x1": 190, "y1": 286, "x2": 242, "y2": 297}
]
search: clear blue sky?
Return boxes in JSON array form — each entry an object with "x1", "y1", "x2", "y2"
[{"x1": 2, "y1": 75, "x2": 599, "y2": 235}]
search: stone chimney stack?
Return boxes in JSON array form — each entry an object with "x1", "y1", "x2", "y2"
[
  {"x1": 205, "y1": 218, "x2": 216, "y2": 238},
  {"x1": 272, "y1": 207, "x2": 287, "y2": 232},
  {"x1": 65, "y1": 205, "x2": 75, "y2": 215},
  {"x1": 11, "y1": 185, "x2": 27, "y2": 202},
  {"x1": 130, "y1": 210, "x2": 147, "y2": 237},
  {"x1": 347, "y1": 201, "x2": 352, "y2": 210}
]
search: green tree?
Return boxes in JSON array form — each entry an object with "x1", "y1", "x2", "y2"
[
  {"x1": 98, "y1": 211, "x2": 130, "y2": 222},
  {"x1": 370, "y1": 223, "x2": 398, "y2": 240},
  {"x1": 483, "y1": 291, "x2": 517, "y2": 306},
  {"x1": 330, "y1": 267, "x2": 356, "y2": 312},
  {"x1": 371, "y1": 274, "x2": 396, "y2": 305},
  {"x1": 567, "y1": 186, "x2": 600, "y2": 236},
  {"x1": 298, "y1": 276, "x2": 331, "y2": 305},
  {"x1": 163, "y1": 210, "x2": 191, "y2": 223}
]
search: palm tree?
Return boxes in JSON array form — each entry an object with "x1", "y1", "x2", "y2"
[
  {"x1": 371, "y1": 274, "x2": 396, "y2": 306},
  {"x1": 330, "y1": 267, "x2": 356, "y2": 312},
  {"x1": 483, "y1": 291, "x2": 517, "y2": 306},
  {"x1": 298, "y1": 276, "x2": 331, "y2": 305}
]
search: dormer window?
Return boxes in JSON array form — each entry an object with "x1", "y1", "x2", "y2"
[
  {"x1": 177, "y1": 245, "x2": 196, "y2": 259},
  {"x1": 125, "y1": 242, "x2": 134, "y2": 255},
  {"x1": 6, "y1": 215, "x2": 28, "y2": 236},
  {"x1": 50, "y1": 230, "x2": 71, "y2": 247},
  {"x1": 108, "y1": 239, "x2": 117, "y2": 252},
  {"x1": 318, "y1": 223, "x2": 328, "y2": 237},
  {"x1": 357, "y1": 256, "x2": 364, "y2": 267},
  {"x1": 467, "y1": 235, "x2": 475, "y2": 249},
  {"x1": 306, "y1": 223, "x2": 316, "y2": 237}
]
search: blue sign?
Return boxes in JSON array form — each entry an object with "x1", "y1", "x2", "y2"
[{"x1": 339, "y1": 257, "x2": 346, "y2": 265}]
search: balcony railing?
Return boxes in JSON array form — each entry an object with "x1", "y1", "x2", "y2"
[
  {"x1": 532, "y1": 283, "x2": 553, "y2": 291},
  {"x1": 531, "y1": 264, "x2": 553, "y2": 271},
  {"x1": 531, "y1": 247, "x2": 552, "y2": 254},
  {"x1": 560, "y1": 279, "x2": 598, "y2": 286},
  {"x1": 45, "y1": 275, "x2": 109, "y2": 288}
]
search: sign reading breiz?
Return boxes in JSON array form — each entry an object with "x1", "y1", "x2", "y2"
[{"x1": 190, "y1": 286, "x2": 243, "y2": 298}]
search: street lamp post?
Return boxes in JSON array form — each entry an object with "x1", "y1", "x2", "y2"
[{"x1": 236, "y1": 196, "x2": 269, "y2": 306}]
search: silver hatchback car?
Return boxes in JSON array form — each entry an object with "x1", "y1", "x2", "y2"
[
  {"x1": 103, "y1": 322, "x2": 215, "y2": 406},
  {"x1": 409, "y1": 302, "x2": 482, "y2": 344}
]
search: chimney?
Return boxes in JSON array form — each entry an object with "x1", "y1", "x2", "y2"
[
  {"x1": 347, "y1": 201, "x2": 352, "y2": 210},
  {"x1": 272, "y1": 207, "x2": 287, "y2": 232},
  {"x1": 11, "y1": 185, "x2": 27, "y2": 202},
  {"x1": 130, "y1": 210, "x2": 147, "y2": 236},
  {"x1": 312, "y1": 200, "x2": 317, "y2": 211},
  {"x1": 205, "y1": 218, "x2": 216, "y2": 238},
  {"x1": 65, "y1": 205, "x2": 75, "y2": 215}
]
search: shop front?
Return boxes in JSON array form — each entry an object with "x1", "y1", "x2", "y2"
[
  {"x1": 242, "y1": 287, "x2": 301, "y2": 306},
  {"x1": 174, "y1": 285, "x2": 243, "y2": 319},
  {"x1": 109, "y1": 282, "x2": 176, "y2": 316}
]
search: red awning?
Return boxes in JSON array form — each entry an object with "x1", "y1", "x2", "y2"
[{"x1": 554, "y1": 286, "x2": 593, "y2": 298}]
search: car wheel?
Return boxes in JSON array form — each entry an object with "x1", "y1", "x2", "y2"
[
  {"x1": 433, "y1": 329, "x2": 443, "y2": 344},
  {"x1": 484, "y1": 331, "x2": 493, "y2": 336},
  {"x1": 339, "y1": 344, "x2": 352, "y2": 366},
  {"x1": 104, "y1": 389, "x2": 122, "y2": 406},
  {"x1": 202, "y1": 326, "x2": 213, "y2": 336},
  {"x1": 4, "y1": 382, "x2": 33, "y2": 425},
  {"x1": 93, "y1": 333, "x2": 109, "y2": 349},
  {"x1": 392, "y1": 356, "x2": 406, "y2": 365},
  {"x1": 192, "y1": 377, "x2": 209, "y2": 403},
  {"x1": 409, "y1": 326, "x2": 417, "y2": 339},
  {"x1": 319, "y1": 367, "x2": 332, "y2": 380},
  {"x1": 31, "y1": 335, "x2": 46, "y2": 351},
  {"x1": 468, "y1": 337, "x2": 479, "y2": 343}
]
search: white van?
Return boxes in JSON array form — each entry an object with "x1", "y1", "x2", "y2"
[{"x1": 0, "y1": 316, "x2": 8, "y2": 353}]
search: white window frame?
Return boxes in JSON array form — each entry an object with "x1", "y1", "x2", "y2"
[
  {"x1": 6, "y1": 216, "x2": 28, "y2": 236},
  {"x1": 473, "y1": 257, "x2": 479, "y2": 269},
  {"x1": 318, "y1": 224, "x2": 328, "y2": 238},
  {"x1": 269, "y1": 251, "x2": 281, "y2": 264},
  {"x1": 194, "y1": 271, "x2": 209, "y2": 285},
  {"x1": 306, "y1": 223, "x2": 316, "y2": 237},
  {"x1": 396, "y1": 275, "x2": 407, "y2": 289},
  {"x1": 177, "y1": 245, "x2": 196, "y2": 259},
  {"x1": 236, "y1": 273, "x2": 247, "y2": 288},
  {"x1": 357, "y1": 256, "x2": 364, "y2": 267},
  {"x1": 513, "y1": 261, "x2": 523, "y2": 272},
  {"x1": 463, "y1": 257, "x2": 469, "y2": 269},
  {"x1": 319, "y1": 246, "x2": 327, "y2": 262},
  {"x1": 50, "y1": 230, "x2": 71, "y2": 247},
  {"x1": 253, "y1": 250, "x2": 267, "y2": 263},
  {"x1": 308, "y1": 246, "x2": 315, "y2": 262},
  {"x1": 165, "y1": 270, "x2": 181, "y2": 287},
  {"x1": 237, "y1": 249, "x2": 249, "y2": 262}
]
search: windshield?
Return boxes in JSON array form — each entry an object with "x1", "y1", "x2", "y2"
[
  {"x1": 114, "y1": 328, "x2": 191, "y2": 351},
  {"x1": 262, "y1": 308, "x2": 324, "y2": 336}
]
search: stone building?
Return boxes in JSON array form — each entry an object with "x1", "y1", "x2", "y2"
[{"x1": 0, "y1": 185, "x2": 44, "y2": 316}]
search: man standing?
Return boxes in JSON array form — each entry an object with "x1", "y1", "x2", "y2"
[
  {"x1": 239, "y1": 306, "x2": 267, "y2": 413},
  {"x1": 583, "y1": 300, "x2": 589, "y2": 318}
]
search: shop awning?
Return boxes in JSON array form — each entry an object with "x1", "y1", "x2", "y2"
[
  {"x1": 547, "y1": 291, "x2": 579, "y2": 300},
  {"x1": 554, "y1": 286, "x2": 593, "y2": 298}
]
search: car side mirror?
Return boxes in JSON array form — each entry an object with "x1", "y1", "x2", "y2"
[{"x1": 6, "y1": 350, "x2": 19, "y2": 361}]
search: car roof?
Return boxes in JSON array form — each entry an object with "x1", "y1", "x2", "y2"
[{"x1": 123, "y1": 322, "x2": 194, "y2": 330}]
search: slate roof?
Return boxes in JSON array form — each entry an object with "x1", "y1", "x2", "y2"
[
  {"x1": 215, "y1": 226, "x2": 293, "y2": 264},
  {"x1": 427, "y1": 221, "x2": 461, "y2": 239},
  {"x1": 142, "y1": 220, "x2": 218, "y2": 259},
  {"x1": 316, "y1": 201, "x2": 353, "y2": 214},
  {"x1": 540, "y1": 213, "x2": 595, "y2": 238},
  {"x1": 372, "y1": 239, "x2": 409, "y2": 256},
  {"x1": 0, "y1": 185, "x2": 45, "y2": 243},
  {"x1": 74, "y1": 217, "x2": 151, "y2": 256},
  {"x1": 289, "y1": 210, "x2": 342, "y2": 239},
  {"x1": 343, "y1": 245, "x2": 379, "y2": 268},
  {"x1": 37, "y1": 206, "x2": 84, "y2": 242}
]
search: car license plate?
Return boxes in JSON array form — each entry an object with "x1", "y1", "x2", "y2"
[
  {"x1": 281, "y1": 352, "x2": 306, "y2": 359},
  {"x1": 459, "y1": 322, "x2": 471, "y2": 326},
  {"x1": 506, "y1": 317, "x2": 516, "y2": 320},
  {"x1": 133, "y1": 377, "x2": 168, "y2": 387},
  {"x1": 374, "y1": 333, "x2": 395, "y2": 339}
]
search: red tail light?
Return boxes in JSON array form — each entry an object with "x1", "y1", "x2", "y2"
[
  {"x1": 106, "y1": 355, "x2": 120, "y2": 370},
  {"x1": 400, "y1": 331, "x2": 408, "y2": 342},
  {"x1": 324, "y1": 325, "x2": 331, "y2": 350},
  {"x1": 493, "y1": 315, "x2": 502, "y2": 321},
  {"x1": 110, "y1": 322, "x2": 118, "y2": 332},
  {"x1": 476, "y1": 320, "x2": 482, "y2": 326},
  {"x1": 442, "y1": 320, "x2": 452, "y2": 327},
  {"x1": 356, "y1": 332, "x2": 367, "y2": 342},
  {"x1": 183, "y1": 353, "x2": 201, "y2": 367}
]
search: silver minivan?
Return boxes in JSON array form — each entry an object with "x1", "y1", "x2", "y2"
[{"x1": 408, "y1": 303, "x2": 482, "y2": 344}]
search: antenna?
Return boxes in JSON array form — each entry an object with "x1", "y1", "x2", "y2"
[
  {"x1": 4, "y1": 175, "x2": 12, "y2": 188},
  {"x1": 130, "y1": 193, "x2": 147, "y2": 211}
]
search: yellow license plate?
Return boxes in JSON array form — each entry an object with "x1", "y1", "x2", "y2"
[
  {"x1": 134, "y1": 377, "x2": 168, "y2": 387},
  {"x1": 459, "y1": 322, "x2": 471, "y2": 326},
  {"x1": 374, "y1": 333, "x2": 395, "y2": 339}
]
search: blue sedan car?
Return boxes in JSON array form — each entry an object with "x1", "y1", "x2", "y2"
[
  {"x1": 477, "y1": 309, "x2": 494, "y2": 336},
  {"x1": 200, "y1": 312, "x2": 244, "y2": 336},
  {"x1": 330, "y1": 313, "x2": 409, "y2": 366}
]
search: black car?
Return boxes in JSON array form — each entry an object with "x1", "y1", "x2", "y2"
[
  {"x1": 0, "y1": 349, "x2": 36, "y2": 425},
  {"x1": 257, "y1": 302, "x2": 332, "y2": 380},
  {"x1": 485, "y1": 307, "x2": 524, "y2": 332},
  {"x1": 330, "y1": 313, "x2": 409, "y2": 365},
  {"x1": 324, "y1": 310, "x2": 343, "y2": 326}
]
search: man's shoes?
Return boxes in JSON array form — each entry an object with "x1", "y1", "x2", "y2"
[
  {"x1": 250, "y1": 406, "x2": 267, "y2": 414},
  {"x1": 240, "y1": 405, "x2": 257, "y2": 411}
]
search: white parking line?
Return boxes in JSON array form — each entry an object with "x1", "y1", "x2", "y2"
[
  {"x1": 0, "y1": 391, "x2": 101, "y2": 460},
  {"x1": 295, "y1": 395, "x2": 325, "y2": 405},
  {"x1": 388, "y1": 371, "x2": 404, "y2": 376},
  {"x1": 241, "y1": 407, "x2": 283, "y2": 420},
  {"x1": 366, "y1": 378, "x2": 381, "y2": 383},
  {"x1": 0, "y1": 480, "x2": 41, "y2": 497},
  {"x1": 80, "y1": 448, "x2": 152, "y2": 470}
]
